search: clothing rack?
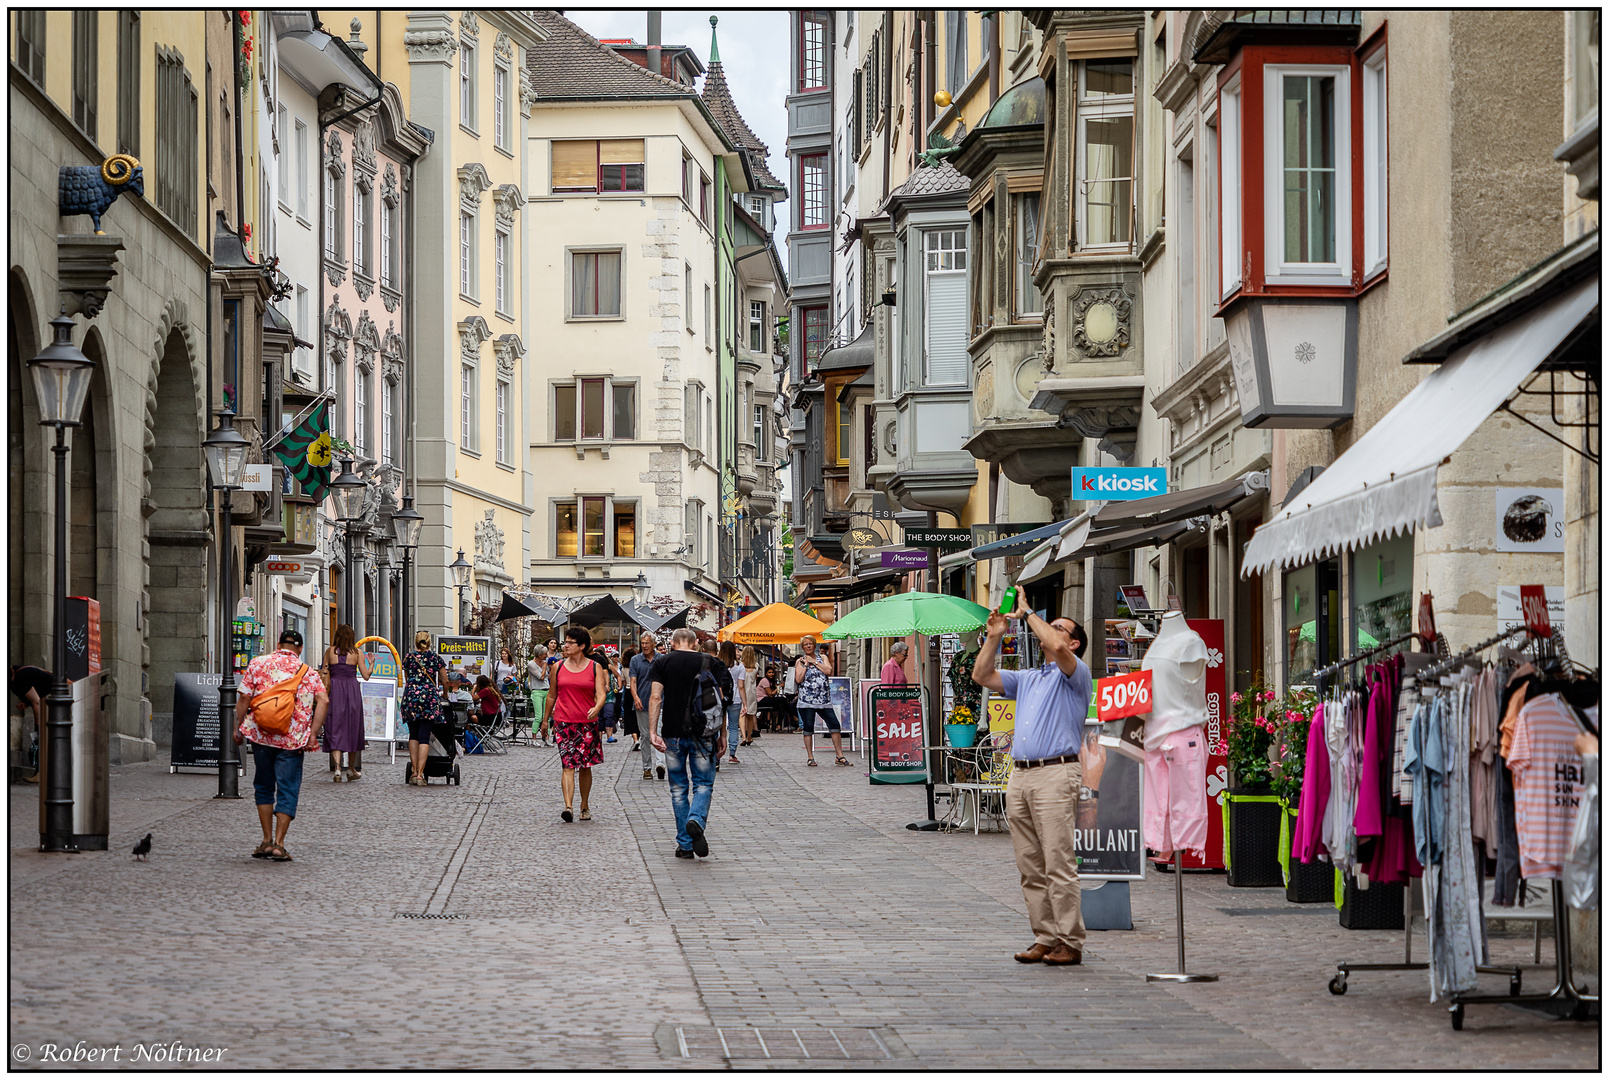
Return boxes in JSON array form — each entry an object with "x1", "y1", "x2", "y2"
[
  {"x1": 1314, "y1": 631, "x2": 1426, "y2": 686},
  {"x1": 1418, "y1": 625, "x2": 1536, "y2": 682},
  {"x1": 1325, "y1": 636, "x2": 1521, "y2": 1001}
]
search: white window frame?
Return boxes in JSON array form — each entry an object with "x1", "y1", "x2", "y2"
[
  {"x1": 382, "y1": 378, "x2": 395, "y2": 465},
  {"x1": 492, "y1": 61, "x2": 508, "y2": 150},
  {"x1": 1263, "y1": 63, "x2": 1352, "y2": 287},
  {"x1": 353, "y1": 181, "x2": 367, "y2": 276},
  {"x1": 749, "y1": 300, "x2": 766, "y2": 352},
  {"x1": 495, "y1": 377, "x2": 509, "y2": 463},
  {"x1": 276, "y1": 106, "x2": 290, "y2": 207},
  {"x1": 494, "y1": 230, "x2": 508, "y2": 313},
  {"x1": 459, "y1": 211, "x2": 475, "y2": 298},
  {"x1": 1014, "y1": 192, "x2": 1043, "y2": 318},
  {"x1": 295, "y1": 120, "x2": 309, "y2": 219},
  {"x1": 460, "y1": 363, "x2": 477, "y2": 451},
  {"x1": 553, "y1": 377, "x2": 636, "y2": 443},
  {"x1": 324, "y1": 170, "x2": 338, "y2": 259},
  {"x1": 1219, "y1": 77, "x2": 1243, "y2": 298},
  {"x1": 1361, "y1": 49, "x2": 1388, "y2": 280},
  {"x1": 355, "y1": 366, "x2": 369, "y2": 457},
  {"x1": 555, "y1": 496, "x2": 639, "y2": 560},
  {"x1": 923, "y1": 229, "x2": 969, "y2": 386},
  {"x1": 1075, "y1": 59, "x2": 1136, "y2": 252},
  {"x1": 459, "y1": 40, "x2": 476, "y2": 130},
  {"x1": 380, "y1": 200, "x2": 394, "y2": 287},
  {"x1": 753, "y1": 403, "x2": 765, "y2": 447}
]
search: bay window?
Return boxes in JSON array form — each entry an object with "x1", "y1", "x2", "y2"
[
  {"x1": 800, "y1": 305, "x2": 828, "y2": 375},
  {"x1": 923, "y1": 229, "x2": 968, "y2": 385},
  {"x1": 1077, "y1": 59, "x2": 1135, "y2": 250},
  {"x1": 1219, "y1": 79, "x2": 1242, "y2": 297},
  {"x1": 1014, "y1": 193, "x2": 1042, "y2": 317},
  {"x1": 749, "y1": 300, "x2": 767, "y2": 352},
  {"x1": 799, "y1": 11, "x2": 828, "y2": 91},
  {"x1": 1361, "y1": 47, "x2": 1388, "y2": 279}
]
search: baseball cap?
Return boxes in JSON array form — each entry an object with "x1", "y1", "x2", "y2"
[{"x1": 279, "y1": 629, "x2": 304, "y2": 648}]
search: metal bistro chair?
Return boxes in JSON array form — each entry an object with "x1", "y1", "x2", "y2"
[{"x1": 949, "y1": 731, "x2": 1013, "y2": 835}]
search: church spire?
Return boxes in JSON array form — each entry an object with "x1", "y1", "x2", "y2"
[{"x1": 708, "y1": 15, "x2": 720, "y2": 64}]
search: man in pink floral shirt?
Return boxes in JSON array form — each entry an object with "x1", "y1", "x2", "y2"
[{"x1": 234, "y1": 629, "x2": 328, "y2": 861}]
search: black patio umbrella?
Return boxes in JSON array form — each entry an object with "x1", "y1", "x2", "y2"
[
  {"x1": 494, "y1": 593, "x2": 542, "y2": 623},
  {"x1": 564, "y1": 593, "x2": 643, "y2": 629}
]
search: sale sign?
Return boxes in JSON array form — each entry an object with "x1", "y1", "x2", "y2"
[
  {"x1": 1519, "y1": 585, "x2": 1552, "y2": 637},
  {"x1": 869, "y1": 685, "x2": 927, "y2": 784},
  {"x1": 1097, "y1": 670, "x2": 1153, "y2": 721}
]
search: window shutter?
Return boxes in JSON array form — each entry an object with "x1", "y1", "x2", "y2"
[
  {"x1": 925, "y1": 273, "x2": 968, "y2": 385},
  {"x1": 551, "y1": 140, "x2": 597, "y2": 190},
  {"x1": 851, "y1": 69, "x2": 863, "y2": 153},
  {"x1": 599, "y1": 139, "x2": 645, "y2": 165}
]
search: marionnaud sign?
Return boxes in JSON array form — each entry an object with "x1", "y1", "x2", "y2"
[
  {"x1": 881, "y1": 549, "x2": 931, "y2": 570},
  {"x1": 1070, "y1": 467, "x2": 1168, "y2": 501}
]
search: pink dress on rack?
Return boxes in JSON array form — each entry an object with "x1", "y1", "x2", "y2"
[{"x1": 1292, "y1": 702, "x2": 1331, "y2": 864}]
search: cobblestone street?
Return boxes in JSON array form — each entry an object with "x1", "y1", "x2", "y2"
[{"x1": 9, "y1": 737, "x2": 1598, "y2": 1070}]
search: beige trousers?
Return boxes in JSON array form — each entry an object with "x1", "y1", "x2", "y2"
[{"x1": 1005, "y1": 759, "x2": 1085, "y2": 949}]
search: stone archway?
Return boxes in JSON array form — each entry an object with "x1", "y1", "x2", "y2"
[
  {"x1": 8, "y1": 269, "x2": 46, "y2": 667},
  {"x1": 143, "y1": 314, "x2": 209, "y2": 746}
]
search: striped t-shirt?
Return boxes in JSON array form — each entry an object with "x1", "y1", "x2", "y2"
[{"x1": 1505, "y1": 693, "x2": 1586, "y2": 880}]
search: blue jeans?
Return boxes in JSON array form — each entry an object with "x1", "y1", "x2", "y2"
[
  {"x1": 251, "y1": 744, "x2": 305, "y2": 818},
  {"x1": 725, "y1": 702, "x2": 741, "y2": 754},
  {"x1": 664, "y1": 736, "x2": 717, "y2": 851}
]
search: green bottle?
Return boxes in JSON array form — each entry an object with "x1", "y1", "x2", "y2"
[{"x1": 999, "y1": 585, "x2": 1018, "y2": 617}]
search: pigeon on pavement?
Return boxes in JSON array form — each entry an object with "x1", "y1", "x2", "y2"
[{"x1": 131, "y1": 834, "x2": 151, "y2": 861}]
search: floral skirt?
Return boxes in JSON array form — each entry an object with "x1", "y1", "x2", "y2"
[{"x1": 555, "y1": 721, "x2": 603, "y2": 771}]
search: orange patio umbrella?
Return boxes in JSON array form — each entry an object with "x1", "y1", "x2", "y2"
[{"x1": 716, "y1": 603, "x2": 833, "y2": 645}]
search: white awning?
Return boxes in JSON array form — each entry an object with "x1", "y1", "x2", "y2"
[{"x1": 1241, "y1": 275, "x2": 1599, "y2": 577}]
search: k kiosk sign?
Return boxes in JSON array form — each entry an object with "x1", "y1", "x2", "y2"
[{"x1": 1070, "y1": 467, "x2": 1169, "y2": 501}]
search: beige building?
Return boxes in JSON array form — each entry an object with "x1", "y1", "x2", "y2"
[{"x1": 522, "y1": 13, "x2": 744, "y2": 618}]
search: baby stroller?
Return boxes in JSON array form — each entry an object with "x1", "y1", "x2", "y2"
[{"x1": 407, "y1": 700, "x2": 463, "y2": 785}]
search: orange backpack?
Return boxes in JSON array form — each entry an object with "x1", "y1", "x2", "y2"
[{"x1": 251, "y1": 664, "x2": 308, "y2": 736}]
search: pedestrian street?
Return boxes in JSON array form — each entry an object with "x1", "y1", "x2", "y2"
[{"x1": 8, "y1": 738, "x2": 1594, "y2": 1071}]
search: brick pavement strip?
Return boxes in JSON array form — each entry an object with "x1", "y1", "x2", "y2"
[{"x1": 7, "y1": 738, "x2": 1597, "y2": 1069}]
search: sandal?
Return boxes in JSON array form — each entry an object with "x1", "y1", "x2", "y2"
[
  {"x1": 251, "y1": 840, "x2": 274, "y2": 859},
  {"x1": 349, "y1": 770, "x2": 362, "y2": 781},
  {"x1": 561, "y1": 808, "x2": 574, "y2": 823},
  {"x1": 579, "y1": 808, "x2": 591, "y2": 821},
  {"x1": 835, "y1": 757, "x2": 851, "y2": 766},
  {"x1": 267, "y1": 844, "x2": 292, "y2": 862},
  {"x1": 806, "y1": 758, "x2": 818, "y2": 766}
]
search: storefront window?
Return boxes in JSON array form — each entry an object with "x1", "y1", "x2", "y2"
[
  {"x1": 1349, "y1": 532, "x2": 1413, "y2": 654},
  {"x1": 1283, "y1": 558, "x2": 1338, "y2": 687}
]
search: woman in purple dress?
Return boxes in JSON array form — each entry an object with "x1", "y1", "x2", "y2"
[{"x1": 321, "y1": 623, "x2": 371, "y2": 781}]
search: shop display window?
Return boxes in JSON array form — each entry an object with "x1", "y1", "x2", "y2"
[{"x1": 1349, "y1": 532, "x2": 1413, "y2": 654}]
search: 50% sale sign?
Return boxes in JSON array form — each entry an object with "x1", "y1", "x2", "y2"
[{"x1": 1096, "y1": 669, "x2": 1153, "y2": 722}]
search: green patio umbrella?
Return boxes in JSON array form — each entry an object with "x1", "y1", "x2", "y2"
[{"x1": 821, "y1": 591, "x2": 991, "y2": 640}]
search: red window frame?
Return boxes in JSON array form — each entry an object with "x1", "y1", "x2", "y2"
[
  {"x1": 599, "y1": 162, "x2": 644, "y2": 193},
  {"x1": 798, "y1": 11, "x2": 828, "y2": 92},
  {"x1": 800, "y1": 153, "x2": 828, "y2": 230}
]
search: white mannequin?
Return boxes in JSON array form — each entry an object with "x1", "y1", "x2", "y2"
[{"x1": 1140, "y1": 611, "x2": 1208, "y2": 750}]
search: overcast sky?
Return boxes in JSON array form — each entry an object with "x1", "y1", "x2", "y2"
[{"x1": 566, "y1": 9, "x2": 791, "y2": 241}]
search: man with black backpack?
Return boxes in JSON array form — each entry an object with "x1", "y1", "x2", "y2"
[{"x1": 646, "y1": 628, "x2": 727, "y2": 859}]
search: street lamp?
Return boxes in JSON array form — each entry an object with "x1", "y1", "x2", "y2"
[
  {"x1": 632, "y1": 571, "x2": 652, "y2": 608},
  {"x1": 392, "y1": 494, "x2": 423, "y2": 646},
  {"x1": 330, "y1": 457, "x2": 367, "y2": 626},
  {"x1": 449, "y1": 548, "x2": 473, "y2": 635},
  {"x1": 28, "y1": 312, "x2": 95, "y2": 851},
  {"x1": 203, "y1": 408, "x2": 251, "y2": 800}
]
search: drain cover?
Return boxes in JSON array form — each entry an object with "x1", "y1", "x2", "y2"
[
  {"x1": 393, "y1": 913, "x2": 466, "y2": 920},
  {"x1": 673, "y1": 1027, "x2": 893, "y2": 1061}
]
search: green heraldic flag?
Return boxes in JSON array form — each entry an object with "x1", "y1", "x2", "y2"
[{"x1": 273, "y1": 400, "x2": 333, "y2": 502}]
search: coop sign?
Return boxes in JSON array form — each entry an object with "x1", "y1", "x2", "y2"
[{"x1": 1070, "y1": 467, "x2": 1168, "y2": 501}]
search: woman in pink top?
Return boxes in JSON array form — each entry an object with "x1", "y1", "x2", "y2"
[
  {"x1": 880, "y1": 642, "x2": 910, "y2": 685},
  {"x1": 543, "y1": 626, "x2": 607, "y2": 822}
]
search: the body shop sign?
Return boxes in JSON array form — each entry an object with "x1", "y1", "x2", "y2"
[
  {"x1": 1070, "y1": 467, "x2": 1168, "y2": 501},
  {"x1": 868, "y1": 685, "x2": 926, "y2": 784}
]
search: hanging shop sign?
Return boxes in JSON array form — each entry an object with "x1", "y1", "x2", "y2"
[
  {"x1": 969, "y1": 521, "x2": 1052, "y2": 548},
  {"x1": 236, "y1": 462, "x2": 274, "y2": 492},
  {"x1": 868, "y1": 685, "x2": 926, "y2": 784},
  {"x1": 903, "y1": 527, "x2": 972, "y2": 549},
  {"x1": 880, "y1": 549, "x2": 931, "y2": 570},
  {"x1": 1495, "y1": 487, "x2": 1565, "y2": 553},
  {"x1": 841, "y1": 527, "x2": 882, "y2": 550},
  {"x1": 1069, "y1": 467, "x2": 1169, "y2": 501}
]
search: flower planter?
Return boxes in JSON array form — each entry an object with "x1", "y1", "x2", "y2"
[
  {"x1": 1224, "y1": 790, "x2": 1283, "y2": 888},
  {"x1": 1339, "y1": 876, "x2": 1405, "y2": 930},
  {"x1": 1280, "y1": 804, "x2": 1335, "y2": 903},
  {"x1": 944, "y1": 723, "x2": 977, "y2": 749}
]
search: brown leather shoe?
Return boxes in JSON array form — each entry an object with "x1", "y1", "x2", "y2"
[
  {"x1": 1043, "y1": 944, "x2": 1083, "y2": 966},
  {"x1": 1013, "y1": 942, "x2": 1052, "y2": 964}
]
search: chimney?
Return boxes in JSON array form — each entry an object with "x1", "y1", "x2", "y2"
[{"x1": 647, "y1": 11, "x2": 661, "y2": 80}]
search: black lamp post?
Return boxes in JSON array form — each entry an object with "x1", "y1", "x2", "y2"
[
  {"x1": 392, "y1": 495, "x2": 423, "y2": 646},
  {"x1": 28, "y1": 313, "x2": 95, "y2": 851},
  {"x1": 203, "y1": 408, "x2": 251, "y2": 800},
  {"x1": 632, "y1": 571, "x2": 652, "y2": 609},
  {"x1": 374, "y1": 536, "x2": 393, "y2": 642},
  {"x1": 329, "y1": 457, "x2": 368, "y2": 626},
  {"x1": 449, "y1": 548, "x2": 473, "y2": 634}
]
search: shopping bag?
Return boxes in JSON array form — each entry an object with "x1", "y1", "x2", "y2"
[{"x1": 1564, "y1": 752, "x2": 1598, "y2": 910}]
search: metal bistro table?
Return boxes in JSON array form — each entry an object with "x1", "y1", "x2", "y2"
[{"x1": 930, "y1": 742, "x2": 1010, "y2": 833}]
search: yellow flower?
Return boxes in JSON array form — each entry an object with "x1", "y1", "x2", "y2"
[{"x1": 307, "y1": 432, "x2": 333, "y2": 468}]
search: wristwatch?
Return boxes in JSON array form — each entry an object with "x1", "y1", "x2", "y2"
[{"x1": 1080, "y1": 785, "x2": 1099, "y2": 801}]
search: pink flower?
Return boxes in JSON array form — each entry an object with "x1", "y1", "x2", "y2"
[{"x1": 1231, "y1": 691, "x2": 1244, "y2": 705}]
